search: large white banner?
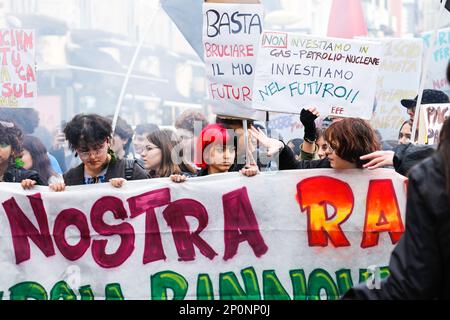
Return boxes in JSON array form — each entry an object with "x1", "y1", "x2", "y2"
[
  {"x1": 0, "y1": 29, "x2": 37, "y2": 108},
  {"x1": 203, "y1": 3, "x2": 266, "y2": 120},
  {"x1": 371, "y1": 38, "x2": 423, "y2": 141},
  {"x1": 252, "y1": 32, "x2": 383, "y2": 119},
  {"x1": 0, "y1": 169, "x2": 407, "y2": 300}
]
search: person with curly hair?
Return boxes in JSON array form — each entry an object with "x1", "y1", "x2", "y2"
[
  {"x1": 250, "y1": 116, "x2": 381, "y2": 170},
  {"x1": 49, "y1": 114, "x2": 148, "y2": 191},
  {"x1": 0, "y1": 119, "x2": 44, "y2": 188}
]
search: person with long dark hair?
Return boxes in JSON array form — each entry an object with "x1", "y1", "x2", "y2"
[
  {"x1": 22, "y1": 135, "x2": 63, "y2": 185},
  {"x1": 250, "y1": 116, "x2": 381, "y2": 170}
]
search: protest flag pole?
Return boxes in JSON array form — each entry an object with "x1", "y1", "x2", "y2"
[
  {"x1": 111, "y1": 2, "x2": 161, "y2": 134},
  {"x1": 411, "y1": 0, "x2": 447, "y2": 144},
  {"x1": 265, "y1": 111, "x2": 271, "y2": 137},
  {"x1": 243, "y1": 119, "x2": 250, "y2": 167}
]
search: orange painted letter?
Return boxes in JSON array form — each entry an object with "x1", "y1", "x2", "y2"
[
  {"x1": 361, "y1": 180, "x2": 405, "y2": 248},
  {"x1": 297, "y1": 177, "x2": 353, "y2": 247}
]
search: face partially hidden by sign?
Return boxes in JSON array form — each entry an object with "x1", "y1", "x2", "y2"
[{"x1": 407, "y1": 107, "x2": 415, "y2": 123}]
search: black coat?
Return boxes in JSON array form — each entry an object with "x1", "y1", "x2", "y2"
[
  {"x1": 63, "y1": 158, "x2": 148, "y2": 186},
  {"x1": 393, "y1": 143, "x2": 436, "y2": 176},
  {"x1": 278, "y1": 144, "x2": 331, "y2": 170},
  {"x1": 343, "y1": 152, "x2": 450, "y2": 299},
  {"x1": 3, "y1": 166, "x2": 45, "y2": 185}
]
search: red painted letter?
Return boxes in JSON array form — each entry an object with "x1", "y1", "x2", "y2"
[
  {"x1": 361, "y1": 180, "x2": 405, "y2": 248},
  {"x1": 53, "y1": 208, "x2": 91, "y2": 261},
  {"x1": 2, "y1": 194, "x2": 55, "y2": 264},
  {"x1": 297, "y1": 177, "x2": 353, "y2": 247},
  {"x1": 91, "y1": 196, "x2": 135, "y2": 268},
  {"x1": 127, "y1": 188, "x2": 170, "y2": 264},
  {"x1": 222, "y1": 187, "x2": 268, "y2": 260},
  {"x1": 163, "y1": 199, "x2": 217, "y2": 261}
]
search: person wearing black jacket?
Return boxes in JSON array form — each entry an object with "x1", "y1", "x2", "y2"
[
  {"x1": 250, "y1": 115, "x2": 381, "y2": 170},
  {"x1": 0, "y1": 120, "x2": 44, "y2": 188},
  {"x1": 343, "y1": 118, "x2": 450, "y2": 299},
  {"x1": 342, "y1": 61, "x2": 450, "y2": 300}
]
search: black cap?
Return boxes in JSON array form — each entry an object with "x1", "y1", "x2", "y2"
[{"x1": 401, "y1": 89, "x2": 449, "y2": 109}]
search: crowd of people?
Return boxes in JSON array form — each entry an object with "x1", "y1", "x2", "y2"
[{"x1": 2, "y1": 84, "x2": 446, "y2": 190}]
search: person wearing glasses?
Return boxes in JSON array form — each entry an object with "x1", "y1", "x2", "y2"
[
  {"x1": 398, "y1": 121, "x2": 412, "y2": 145},
  {"x1": 250, "y1": 113, "x2": 380, "y2": 170},
  {"x1": 0, "y1": 119, "x2": 44, "y2": 188},
  {"x1": 140, "y1": 129, "x2": 197, "y2": 178},
  {"x1": 49, "y1": 114, "x2": 148, "y2": 191}
]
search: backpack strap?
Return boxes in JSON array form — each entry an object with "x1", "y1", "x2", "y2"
[{"x1": 124, "y1": 159, "x2": 136, "y2": 181}]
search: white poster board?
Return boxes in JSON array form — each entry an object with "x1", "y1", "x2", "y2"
[
  {"x1": 371, "y1": 38, "x2": 423, "y2": 141},
  {"x1": 203, "y1": 3, "x2": 266, "y2": 120},
  {"x1": 418, "y1": 103, "x2": 450, "y2": 145},
  {"x1": 252, "y1": 31, "x2": 383, "y2": 119}
]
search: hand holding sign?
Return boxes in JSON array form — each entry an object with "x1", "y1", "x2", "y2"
[{"x1": 249, "y1": 125, "x2": 284, "y2": 157}]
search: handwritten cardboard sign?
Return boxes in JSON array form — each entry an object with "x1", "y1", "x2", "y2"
[
  {"x1": 418, "y1": 103, "x2": 450, "y2": 145},
  {"x1": 371, "y1": 38, "x2": 423, "y2": 141},
  {"x1": 203, "y1": 3, "x2": 266, "y2": 120},
  {"x1": 0, "y1": 29, "x2": 37, "y2": 108},
  {"x1": 252, "y1": 32, "x2": 383, "y2": 119}
]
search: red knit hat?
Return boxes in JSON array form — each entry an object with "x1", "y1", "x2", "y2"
[{"x1": 195, "y1": 124, "x2": 232, "y2": 169}]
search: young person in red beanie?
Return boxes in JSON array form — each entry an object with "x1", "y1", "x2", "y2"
[{"x1": 170, "y1": 123, "x2": 257, "y2": 182}]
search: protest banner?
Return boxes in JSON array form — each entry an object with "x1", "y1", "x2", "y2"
[
  {"x1": 0, "y1": 169, "x2": 406, "y2": 300},
  {"x1": 422, "y1": 27, "x2": 450, "y2": 98},
  {"x1": 0, "y1": 29, "x2": 37, "y2": 108},
  {"x1": 418, "y1": 103, "x2": 450, "y2": 145},
  {"x1": 252, "y1": 32, "x2": 383, "y2": 119},
  {"x1": 370, "y1": 38, "x2": 423, "y2": 141},
  {"x1": 203, "y1": 2, "x2": 266, "y2": 120}
]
